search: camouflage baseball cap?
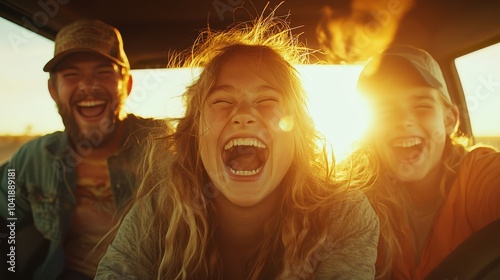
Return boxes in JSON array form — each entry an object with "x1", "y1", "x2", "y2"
[
  {"x1": 43, "y1": 19, "x2": 130, "y2": 72},
  {"x1": 357, "y1": 45, "x2": 451, "y2": 103}
]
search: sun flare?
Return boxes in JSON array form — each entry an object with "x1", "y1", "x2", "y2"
[
  {"x1": 297, "y1": 64, "x2": 371, "y2": 162},
  {"x1": 126, "y1": 65, "x2": 371, "y2": 163},
  {"x1": 279, "y1": 116, "x2": 295, "y2": 132}
]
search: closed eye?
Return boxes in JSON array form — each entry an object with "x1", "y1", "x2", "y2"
[
  {"x1": 62, "y1": 71, "x2": 79, "y2": 78},
  {"x1": 97, "y1": 70, "x2": 114, "y2": 75},
  {"x1": 97, "y1": 66, "x2": 117, "y2": 76},
  {"x1": 212, "y1": 99, "x2": 233, "y2": 105},
  {"x1": 415, "y1": 104, "x2": 434, "y2": 110},
  {"x1": 257, "y1": 98, "x2": 278, "y2": 103}
]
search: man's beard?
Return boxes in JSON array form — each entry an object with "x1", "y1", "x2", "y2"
[{"x1": 55, "y1": 98, "x2": 122, "y2": 150}]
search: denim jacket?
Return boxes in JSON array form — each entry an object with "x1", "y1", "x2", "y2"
[{"x1": 0, "y1": 114, "x2": 166, "y2": 280}]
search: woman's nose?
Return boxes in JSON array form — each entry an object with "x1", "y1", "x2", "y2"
[{"x1": 231, "y1": 103, "x2": 256, "y2": 126}]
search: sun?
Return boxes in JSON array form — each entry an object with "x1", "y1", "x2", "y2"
[
  {"x1": 297, "y1": 64, "x2": 371, "y2": 162},
  {"x1": 126, "y1": 65, "x2": 371, "y2": 162}
]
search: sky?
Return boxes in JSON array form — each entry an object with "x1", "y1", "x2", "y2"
[
  {"x1": 1, "y1": 17, "x2": 59, "y2": 135},
  {"x1": 455, "y1": 43, "x2": 500, "y2": 136},
  {"x1": 1, "y1": 17, "x2": 499, "y2": 159}
]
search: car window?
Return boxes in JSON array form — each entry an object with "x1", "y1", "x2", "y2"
[
  {"x1": 0, "y1": 17, "x2": 372, "y2": 163},
  {"x1": 455, "y1": 42, "x2": 500, "y2": 150},
  {"x1": 0, "y1": 17, "x2": 59, "y2": 135},
  {"x1": 4, "y1": 15, "x2": 498, "y2": 165},
  {"x1": 0, "y1": 17, "x2": 56, "y2": 163},
  {"x1": 127, "y1": 65, "x2": 369, "y2": 162}
]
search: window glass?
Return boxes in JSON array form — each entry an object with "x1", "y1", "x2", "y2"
[
  {"x1": 127, "y1": 65, "x2": 369, "y2": 162},
  {"x1": 455, "y1": 42, "x2": 500, "y2": 150},
  {"x1": 0, "y1": 17, "x2": 59, "y2": 135},
  {"x1": 1, "y1": 17, "x2": 369, "y2": 163}
]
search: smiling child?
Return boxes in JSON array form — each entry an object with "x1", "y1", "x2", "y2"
[{"x1": 354, "y1": 45, "x2": 500, "y2": 279}]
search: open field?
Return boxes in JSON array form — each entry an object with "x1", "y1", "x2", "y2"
[{"x1": 475, "y1": 137, "x2": 500, "y2": 151}]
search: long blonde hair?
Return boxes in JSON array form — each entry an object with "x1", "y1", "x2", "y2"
[
  {"x1": 342, "y1": 88, "x2": 470, "y2": 278},
  {"x1": 111, "y1": 13, "x2": 361, "y2": 280}
]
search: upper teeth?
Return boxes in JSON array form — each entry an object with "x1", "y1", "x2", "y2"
[
  {"x1": 392, "y1": 138, "x2": 422, "y2": 148},
  {"x1": 77, "y1": 100, "x2": 106, "y2": 107},
  {"x1": 224, "y1": 138, "x2": 266, "y2": 150}
]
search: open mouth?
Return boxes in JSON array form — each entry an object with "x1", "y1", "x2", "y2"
[
  {"x1": 222, "y1": 138, "x2": 269, "y2": 176},
  {"x1": 391, "y1": 137, "x2": 425, "y2": 163},
  {"x1": 75, "y1": 99, "x2": 107, "y2": 118}
]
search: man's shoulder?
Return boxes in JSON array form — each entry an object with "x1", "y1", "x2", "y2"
[
  {"x1": 12, "y1": 132, "x2": 66, "y2": 159},
  {"x1": 124, "y1": 114, "x2": 167, "y2": 128},
  {"x1": 6, "y1": 132, "x2": 67, "y2": 177},
  {"x1": 118, "y1": 114, "x2": 169, "y2": 152},
  {"x1": 123, "y1": 114, "x2": 169, "y2": 139}
]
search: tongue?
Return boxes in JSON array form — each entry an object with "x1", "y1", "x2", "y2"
[
  {"x1": 78, "y1": 105, "x2": 106, "y2": 118},
  {"x1": 395, "y1": 146, "x2": 422, "y2": 162},
  {"x1": 228, "y1": 148, "x2": 262, "y2": 171}
]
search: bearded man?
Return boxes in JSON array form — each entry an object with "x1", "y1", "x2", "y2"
[{"x1": 0, "y1": 19, "x2": 166, "y2": 280}]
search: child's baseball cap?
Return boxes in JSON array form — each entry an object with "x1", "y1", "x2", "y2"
[
  {"x1": 43, "y1": 19, "x2": 130, "y2": 72},
  {"x1": 357, "y1": 45, "x2": 451, "y2": 103}
]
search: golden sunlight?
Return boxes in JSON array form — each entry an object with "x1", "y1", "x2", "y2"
[
  {"x1": 279, "y1": 116, "x2": 295, "y2": 132},
  {"x1": 297, "y1": 65, "x2": 371, "y2": 162},
  {"x1": 126, "y1": 65, "x2": 371, "y2": 163}
]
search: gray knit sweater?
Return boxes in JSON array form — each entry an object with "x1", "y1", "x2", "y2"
[{"x1": 95, "y1": 193, "x2": 379, "y2": 279}]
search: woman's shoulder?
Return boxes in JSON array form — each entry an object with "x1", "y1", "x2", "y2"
[
  {"x1": 467, "y1": 145, "x2": 499, "y2": 158},
  {"x1": 451, "y1": 145, "x2": 500, "y2": 213},
  {"x1": 313, "y1": 191, "x2": 379, "y2": 279},
  {"x1": 326, "y1": 191, "x2": 378, "y2": 234},
  {"x1": 329, "y1": 190, "x2": 372, "y2": 211},
  {"x1": 460, "y1": 146, "x2": 500, "y2": 173},
  {"x1": 127, "y1": 193, "x2": 157, "y2": 218}
]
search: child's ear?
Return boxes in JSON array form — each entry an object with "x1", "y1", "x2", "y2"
[
  {"x1": 125, "y1": 74, "x2": 133, "y2": 97},
  {"x1": 445, "y1": 104, "x2": 459, "y2": 135}
]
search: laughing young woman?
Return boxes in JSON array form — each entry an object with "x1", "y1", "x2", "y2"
[{"x1": 95, "y1": 15, "x2": 379, "y2": 280}]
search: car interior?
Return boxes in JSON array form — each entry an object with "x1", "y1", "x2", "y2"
[{"x1": 0, "y1": 0, "x2": 499, "y2": 279}]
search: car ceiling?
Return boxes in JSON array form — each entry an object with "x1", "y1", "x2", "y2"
[{"x1": 1, "y1": 0, "x2": 499, "y2": 69}]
